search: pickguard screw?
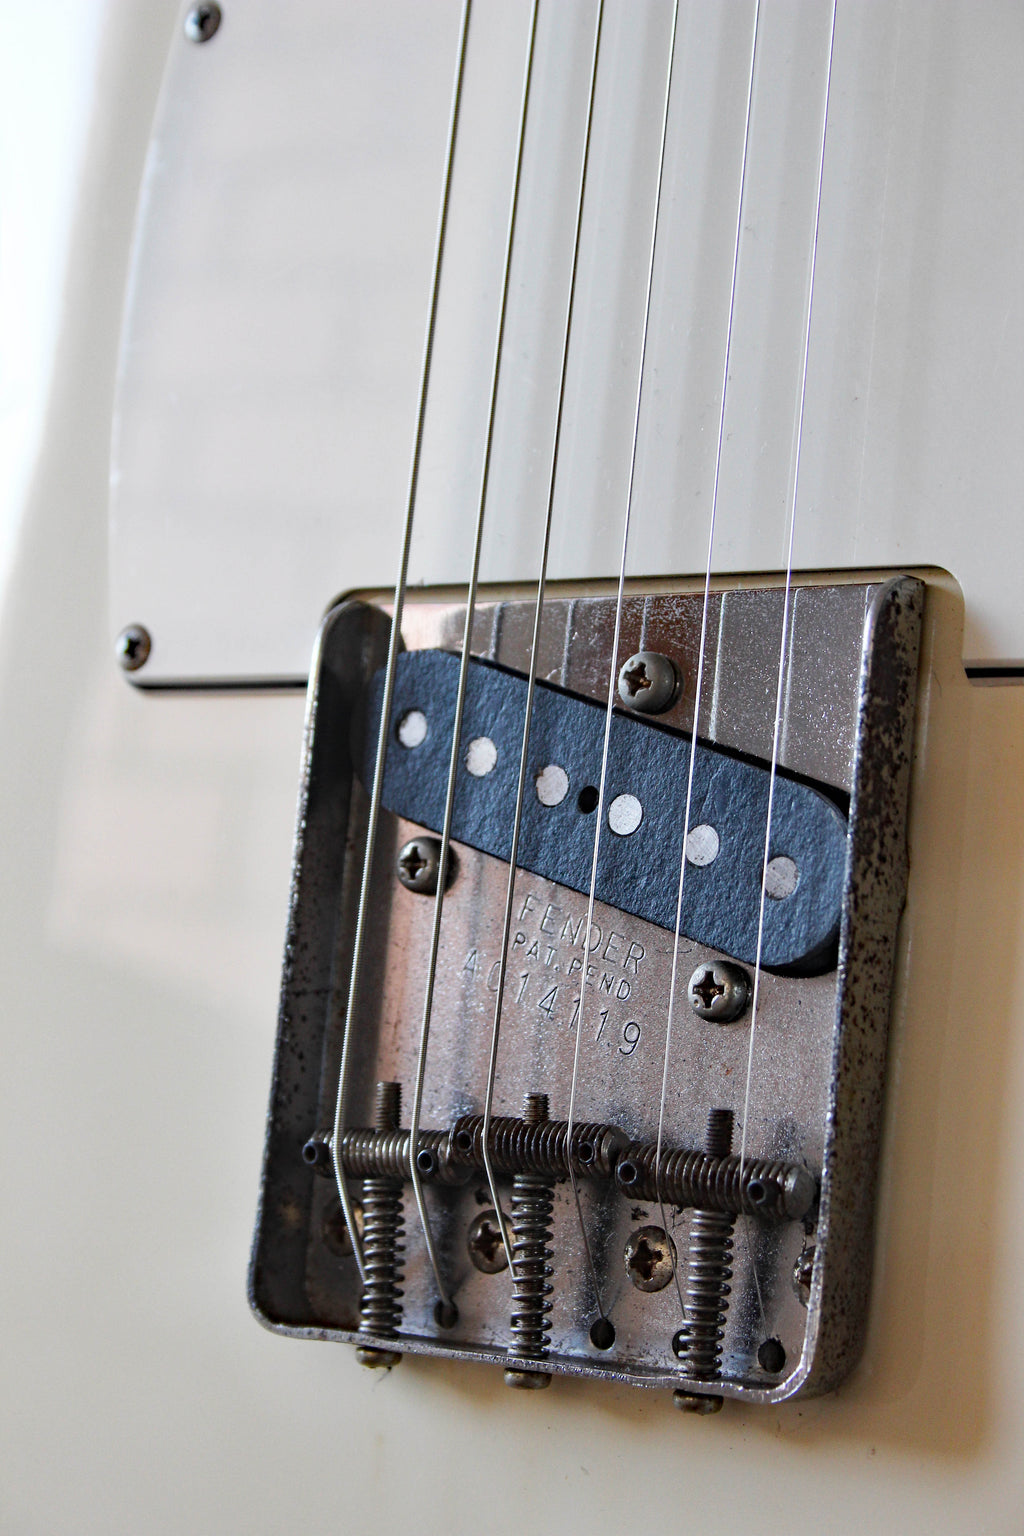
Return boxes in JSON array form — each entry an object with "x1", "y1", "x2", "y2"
[
  {"x1": 396, "y1": 836, "x2": 448, "y2": 895},
  {"x1": 617, "y1": 651, "x2": 679, "y2": 714},
  {"x1": 504, "y1": 1093, "x2": 554, "y2": 1390},
  {"x1": 468, "y1": 1209, "x2": 510, "y2": 1273},
  {"x1": 356, "y1": 1081, "x2": 405, "y2": 1370},
  {"x1": 115, "y1": 624, "x2": 151, "y2": 672},
  {"x1": 624, "y1": 1225, "x2": 676, "y2": 1292},
  {"x1": 184, "y1": 3, "x2": 222, "y2": 42},
  {"x1": 688, "y1": 962, "x2": 750, "y2": 1023}
]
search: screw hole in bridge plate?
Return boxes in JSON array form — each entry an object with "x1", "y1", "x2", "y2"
[
  {"x1": 577, "y1": 785, "x2": 599, "y2": 814},
  {"x1": 434, "y1": 1299, "x2": 459, "y2": 1330},
  {"x1": 757, "y1": 1337, "x2": 787, "y2": 1374},
  {"x1": 589, "y1": 1317, "x2": 616, "y2": 1351}
]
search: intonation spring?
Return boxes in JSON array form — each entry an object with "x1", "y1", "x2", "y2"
[
  {"x1": 357, "y1": 1081, "x2": 406, "y2": 1367},
  {"x1": 674, "y1": 1109, "x2": 736, "y2": 1382},
  {"x1": 504, "y1": 1093, "x2": 555, "y2": 1389}
]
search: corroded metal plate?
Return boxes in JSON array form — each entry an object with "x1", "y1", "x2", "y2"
[{"x1": 251, "y1": 574, "x2": 922, "y2": 1401}]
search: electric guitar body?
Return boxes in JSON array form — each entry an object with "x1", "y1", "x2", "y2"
[{"x1": 1, "y1": 2, "x2": 1022, "y2": 1532}]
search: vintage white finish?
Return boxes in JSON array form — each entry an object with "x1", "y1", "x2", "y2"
[
  {"x1": 3, "y1": 2, "x2": 1024, "y2": 1533},
  {"x1": 112, "y1": 0, "x2": 1023, "y2": 681}
]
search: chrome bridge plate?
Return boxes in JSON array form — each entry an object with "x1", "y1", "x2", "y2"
[{"x1": 251, "y1": 574, "x2": 923, "y2": 1403}]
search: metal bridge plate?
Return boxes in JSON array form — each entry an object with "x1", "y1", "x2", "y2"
[{"x1": 251, "y1": 575, "x2": 922, "y2": 1403}]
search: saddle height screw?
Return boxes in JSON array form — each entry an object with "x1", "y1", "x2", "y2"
[
  {"x1": 672, "y1": 1107, "x2": 736, "y2": 1413},
  {"x1": 396, "y1": 836, "x2": 446, "y2": 895},
  {"x1": 504, "y1": 1093, "x2": 555, "y2": 1390},
  {"x1": 356, "y1": 1081, "x2": 405, "y2": 1369},
  {"x1": 688, "y1": 962, "x2": 751, "y2": 1024},
  {"x1": 617, "y1": 651, "x2": 679, "y2": 714}
]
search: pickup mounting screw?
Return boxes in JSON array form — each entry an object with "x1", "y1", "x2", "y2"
[
  {"x1": 688, "y1": 962, "x2": 750, "y2": 1023},
  {"x1": 617, "y1": 652, "x2": 679, "y2": 714},
  {"x1": 184, "y1": 3, "x2": 222, "y2": 42},
  {"x1": 625, "y1": 1225, "x2": 676, "y2": 1292},
  {"x1": 397, "y1": 836, "x2": 446, "y2": 895},
  {"x1": 504, "y1": 1093, "x2": 554, "y2": 1390},
  {"x1": 115, "y1": 625, "x2": 151, "y2": 672},
  {"x1": 356, "y1": 1081, "x2": 405, "y2": 1369}
]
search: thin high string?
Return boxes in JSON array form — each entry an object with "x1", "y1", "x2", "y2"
[
  {"x1": 655, "y1": 0, "x2": 761, "y2": 1320},
  {"x1": 407, "y1": 0, "x2": 542, "y2": 1314},
  {"x1": 565, "y1": 0, "x2": 681, "y2": 1324},
  {"x1": 480, "y1": 0, "x2": 605, "y2": 1277},
  {"x1": 739, "y1": 0, "x2": 838, "y2": 1189},
  {"x1": 331, "y1": 0, "x2": 473, "y2": 1284}
]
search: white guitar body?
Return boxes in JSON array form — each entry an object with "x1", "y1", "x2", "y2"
[{"x1": 2, "y1": 2, "x2": 1022, "y2": 1532}]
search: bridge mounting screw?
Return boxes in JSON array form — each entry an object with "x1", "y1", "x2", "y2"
[
  {"x1": 617, "y1": 651, "x2": 679, "y2": 714},
  {"x1": 396, "y1": 836, "x2": 445, "y2": 895},
  {"x1": 115, "y1": 625, "x2": 151, "y2": 672},
  {"x1": 671, "y1": 1107, "x2": 736, "y2": 1410},
  {"x1": 356, "y1": 1081, "x2": 405, "y2": 1370},
  {"x1": 688, "y1": 961, "x2": 750, "y2": 1023},
  {"x1": 504, "y1": 1093, "x2": 554, "y2": 1391},
  {"x1": 184, "y1": 4, "x2": 222, "y2": 42},
  {"x1": 468, "y1": 1209, "x2": 510, "y2": 1274},
  {"x1": 625, "y1": 1226, "x2": 677, "y2": 1292}
]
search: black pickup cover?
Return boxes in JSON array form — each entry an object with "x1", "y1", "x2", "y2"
[{"x1": 361, "y1": 650, "x2": 847, "y2": 971}]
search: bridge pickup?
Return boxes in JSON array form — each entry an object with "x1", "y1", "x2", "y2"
[{"x1": 361, "y1": 649, "x2": 847, "y2": 973}]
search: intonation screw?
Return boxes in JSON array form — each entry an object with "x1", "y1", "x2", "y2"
[
  {"x1": 617, "y1": 652, "x2": 679, "y2": 714},
  {"x1": 688, "y1": 962, "x2": 751, "y2": 1024},
  {"x1": 672, "y1": 1107, "x2": 735, "y2": 1413},
  {"x1": 504, "y1": 1093, "x2": 554, "y2": 1390},
  {"x1": 356, "y1": 1081, "x2": 405, "y2": 1369},
  {"x1": 184, "y1": 3, "x2": 222, "y2": 42}
]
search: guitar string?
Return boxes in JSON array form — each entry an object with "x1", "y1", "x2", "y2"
[
  {"x1": 565, "y1": 0, "x2": 681, "y2": 1325},
  {"x1": 738, "y1": 0, "x2": 838, "y2": 1241},
  {"x1": 480, "y1": 0, "x2": 606, "y2": 1278},
  {"x1": 406, "y1": 0, "x2": 542, "y2": 1314},
  {"x1": 330, "y1": 0, "x2": 473, "y2": 1285},
  {"x1": 653, "y1": 0, "x2": 762, "y2": 1322}
]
